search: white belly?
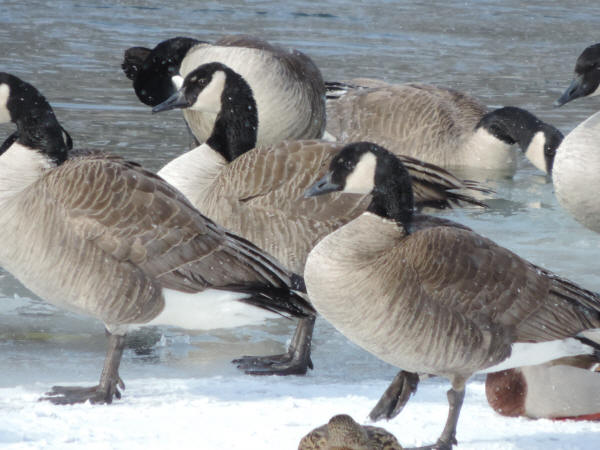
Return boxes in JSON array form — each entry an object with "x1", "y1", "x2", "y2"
[
  {"x1": 479, "y1": 337, "x2": 594, "y2": 374},
  {"x1": 144, "y1": 288, "x2": 280, "y2": 330}
]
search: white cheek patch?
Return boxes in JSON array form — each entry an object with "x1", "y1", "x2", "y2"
[
  {"x1": 524, "y1": 131, "x2": 548, "y2": 174},
  {"x1": 171, "y1": 75, "x2": 184, "y2": 90},
  {"x1": 190, "y1": 70, "x2": 226, "y2": 114},
  {"x1": 343, "y1": 152, "x2": 376, "y2": 194},
  {"x1": 0, "y1": 84, "x2": 11, "y2": 124}
]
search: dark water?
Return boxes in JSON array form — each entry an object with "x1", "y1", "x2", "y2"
[{"x1": 1, "y1": 0, "x2": 599, "y2": 385}]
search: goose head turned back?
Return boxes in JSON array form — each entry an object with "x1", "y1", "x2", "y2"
[{"x1": 123, "y1": 35, "x2": 326, "y2": 146}]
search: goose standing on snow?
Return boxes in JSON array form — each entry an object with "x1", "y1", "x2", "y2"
[
  {"x1": 326, "y1": 80, "x2": 563, "y2": 177},
  {"x1": 553, "y1": 43, "x2": 600, "y2": 233},
  {"x1": 122, "y1": 35, "x2": 326, "y2": 147},
  {"x1": 150, "y1": 62, "x2": 489, "y2": 375},
  {"x1": 303, "y1": 142, "x2": 600, "y2": 449},
  {"x1": 0, "y1": 73, "x2": 314, "y2": 404}
]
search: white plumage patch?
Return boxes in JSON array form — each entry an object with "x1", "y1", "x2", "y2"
[
  {"x1": 190, "y1": 70, "x2": 226, "y2": 114},
  {"x1": 343, "y1": 152, "x2": 376, "y2": 194},
  {"x1": 0, "y1": 141, "x2": 54, "y2": 203},
  {"x1": 465, "y1": 127, "x2": 517, "y2": 172},
  {"x1": 171, "y1": 75, "x2": 184, "y2": 90},
  {"x1": 145, "y1": 288, "x2": 280, "y2": 331},
  {"x1": 524, "y1": 131, "x2": 548, "y2": 173},
  {"x1": 0, "y1": 84, "x2": 10, "y2": 124},
  {"x1": 478, "y1": 337, "x2": 594, "y2": 374},
  {"x1": 157, "y1": 143, "x2": 226, "y2": 208}
]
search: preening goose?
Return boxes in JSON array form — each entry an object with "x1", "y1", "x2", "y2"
[
  {"x1": 553, "y1": 43, "x2": 600, "y2": 233},
  {"x1": 0, "y1": 73, "x2": 313, "y2": 404},
  {"x1": 298, "y1": 414, "x2": 403, "y2": 450},
  {"x1": 486, "y1": 356, "x2": 600, "y2": 420},
  {"x1": 303, "y1": 142, "x2": 600, "y2": 449},
  {"x1": 151, "y1": 62, "x2": 489, "y2": 375},
  {"x1": 326, "y1": 80, "x2": 563, "y2": 176},
  {"x1": 122, "y1": 35, "x2": 326, "y2": 147}
]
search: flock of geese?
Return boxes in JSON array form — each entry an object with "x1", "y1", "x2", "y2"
[{"x1": 1, "y1": 36, "x2": 600, "y2": 449}]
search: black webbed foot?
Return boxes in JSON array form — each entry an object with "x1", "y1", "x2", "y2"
[
  {"x1": 234, "y1": 351, "x2": 313, "y2": 375},
  {"x1": 41, "y1": 377, "x2": 125, "y2": 405},
  {"x1": 233, "y1": 315, "x2": 316, "y2": 376}
]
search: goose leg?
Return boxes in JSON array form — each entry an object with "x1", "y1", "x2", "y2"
[
  {"x1": 407, "y1": 386, "x2": 465, "y2": 450},
  {"x1": 233, "y1": 315, "x2": 315, "y2": 375},
  {"x1": 369, "y1": 371, "x2": 420, "y2": 421},
  {"x1": 41, "y1": 332, "x2": 126, "y2": 405}
]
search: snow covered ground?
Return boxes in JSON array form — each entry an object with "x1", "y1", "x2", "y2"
[{"x1": 1, "y1": 301, "x2": 599, "y2": 450}]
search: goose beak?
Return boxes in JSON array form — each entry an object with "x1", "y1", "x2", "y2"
[
  {"x1": 304, "y1": 172, "x2": 342, "y2": 198},
  {"x1": 152, "y1": 90, "x2": 189, "y2": 113},
  {"x1": 555, "y1": 75, "x2": 585, "y2": 107}
]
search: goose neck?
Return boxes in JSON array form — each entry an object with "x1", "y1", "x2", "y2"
[{"x1": 205, "y1": 70, "x2": 258, "y2": 163}]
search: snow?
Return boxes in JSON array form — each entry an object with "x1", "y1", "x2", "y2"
[{"x1": 1, "y1": 308, "x2": 599, "y2": 450}]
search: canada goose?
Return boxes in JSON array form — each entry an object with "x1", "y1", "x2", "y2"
[
  {"x1": 151, "y1": 62, "x2": 489, "y2": 375},
  {"x1": 0, "y1": 73, "x2": 313, "y2": 404},
  {"x1": 122, "y1": 35, "x2": 326, "y2": 147},
  {"x1": 486, "y1": 356, "x2": 600, "y2": 420},
  {"x1": 326, "y1": 80, "x2": 563, "y2": 176},
  {"x1": 553, "y1": 43, "x2": 600, "y2": 233},
  {"x1": 298, "y1": 414, "x2": 403, "y2": 450},
  {"x1": 555, "y1": 43, "x2": 600, "y2": 107},
  {"x1": 303, "y1": 142, "x2": 600, "y2": 448}
]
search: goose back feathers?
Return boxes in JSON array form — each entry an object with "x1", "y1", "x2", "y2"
[
  {"x1": 0, "y1": 152, "x2": 312, "y2": 327},
  {"x1": 158, "y1": 139, "x2": 487, "y2": 275},
  {"x1": 326, "y1": 81, "x2": 563, "y2": 175}
]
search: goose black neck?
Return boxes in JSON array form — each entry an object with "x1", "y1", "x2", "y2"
[
  {"x1": 367, "y1": 148, "x2": 415, "y2": 233},
  {"x1": 9, "y1": 79, "x2": 69, "y2": 164},
  {"x1": 476, "y1": 106, "x2": 545, "y2": 150},
  {"x1": 206, "y1": 67, "x2": 258, "y2": 162}
]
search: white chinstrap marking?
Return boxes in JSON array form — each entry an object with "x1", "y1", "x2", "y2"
[
  {"x1": 0, "y1": 84, "x2": 11, "y2": 123},
  {"x1": 189, "y1": 70, "x2": 226, "y2": 114},
  {"x1": 144, "y1": 288, "x2": 280, "y2": 330},
  {"x1": 524, "y1": 131, "x2": 548, "y2": 173},
  {"x1": 343, "y1": 152, "x2": 376, "y2": 194},
  {"x1": 479, "y1": 337, "x2": 594, "y2": 374}
]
